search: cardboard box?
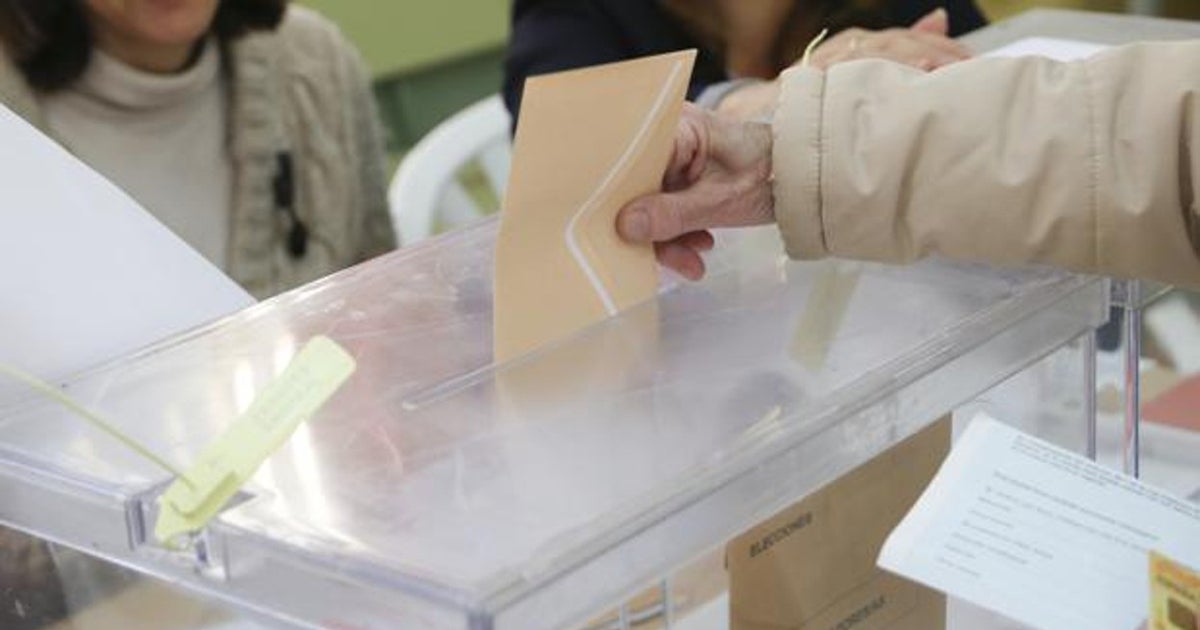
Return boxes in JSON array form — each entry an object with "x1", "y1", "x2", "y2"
[{"x1": 728, "y1": 417, "x2": 951, "y2": 630}]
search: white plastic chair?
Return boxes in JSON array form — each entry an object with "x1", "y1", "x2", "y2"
[{"x1": 388, "y1": 94, "x2": 512, "y2": 245}]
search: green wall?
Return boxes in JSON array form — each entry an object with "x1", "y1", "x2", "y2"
[
  {"x1": 301, "y1": 2, "x2": 511, "y2": 157},
  {"x1": 302, "y1": 1, "x2": 509, "y2": 79}
]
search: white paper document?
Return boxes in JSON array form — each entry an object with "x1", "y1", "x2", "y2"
[
  {"x1": 984, "y1": 36, "x2": 1109, "y2": 62},
  {"x1": 879, "y1": 416, "x2": 1200, "y2": 630},
  {"x1": 0, "y1": 104, "x2": 253, "y2": 397}
]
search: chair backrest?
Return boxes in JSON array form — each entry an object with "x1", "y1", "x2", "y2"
[{"x1": 388, "y1": 94, "x2": 512, "y2": 245}]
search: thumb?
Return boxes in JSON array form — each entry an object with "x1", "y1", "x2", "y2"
[
  {"x1": 617, "y1": 190, "x2": 717, "y2": 244},
  {"x1": 911, "y1": 7, "x2": 948, "y2": 34}
]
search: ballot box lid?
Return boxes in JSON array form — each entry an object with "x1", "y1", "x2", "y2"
[{"x1": 0, "y1": 219, "x2": 1105, "y2": 630}]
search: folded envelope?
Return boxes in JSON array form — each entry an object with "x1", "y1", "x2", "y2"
[{"x1": 494, "y1": 50, "x2": 696, "y2": 363}]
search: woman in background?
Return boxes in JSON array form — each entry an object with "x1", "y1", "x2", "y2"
[
  {"x1": 0, "y1": 0, "x2": 396, "y2": 300},
  {"x1": 504, "y1": 0, "x2": 987, "y2": 122},
  {"x1": 0, "y1": 2, "x2": 394, "y2": 626}
]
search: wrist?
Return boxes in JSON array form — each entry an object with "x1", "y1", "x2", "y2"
[
  {"x1": 748, "y1": 120, "x2": 776, "y2": 224},
  {"x1": 716, "y1": 80, "x2": 781, "y2": 121}
]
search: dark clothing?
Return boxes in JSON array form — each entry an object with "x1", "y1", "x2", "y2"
[{"x1": 503, "y1": 0, "x2": 988, "y2": 120}]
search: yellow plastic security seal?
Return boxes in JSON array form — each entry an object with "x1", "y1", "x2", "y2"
[{"x1": 155, "y1": 335, "x2": 356, "y2": 546}]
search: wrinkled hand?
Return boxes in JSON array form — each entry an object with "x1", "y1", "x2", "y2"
[
  {"x1": 714, "y1": 9, "x2": 970, "y2": 121},
  {"x1": 617, "y1": 104, "x2": 774, "y2": 280},
  {"x1": 809, "y1": 8, "x2": 971, "y2": 71}
]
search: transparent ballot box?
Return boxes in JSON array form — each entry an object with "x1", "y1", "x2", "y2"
[{"x1": 0, "y1": 219, "x2": 1107, "y2": 630}]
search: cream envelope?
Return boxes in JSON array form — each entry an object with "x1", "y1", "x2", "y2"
[{"x1": 493, "y1": 50, "x2": 696, "y2": 363}]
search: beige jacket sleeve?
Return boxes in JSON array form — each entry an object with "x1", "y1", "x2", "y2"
[{"x1": 772, "y1": 42, "x2": 1200, "y2": 288}]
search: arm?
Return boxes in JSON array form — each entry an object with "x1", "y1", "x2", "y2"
[
  {"x1": 774, "y1": 41, "x2": 1200, "y2": 287},
  {"x1": 618, "y1": 42, "x2": 1200, "y2": 288},
  {"x1": 700, "y1": 8, "x2": 972, "y2": 122}
]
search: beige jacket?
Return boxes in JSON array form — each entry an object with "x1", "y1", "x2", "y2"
[
  {"x1": 0, "y1": 6, "x2": 395, "y2": 298},
  {"x1": 773, "y1": 41, "x2": 1200, "y2": 288}
]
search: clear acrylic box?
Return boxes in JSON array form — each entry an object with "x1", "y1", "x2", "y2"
[{"x1": 0, "y1": 217, "x2": 1108, "y2": 630}]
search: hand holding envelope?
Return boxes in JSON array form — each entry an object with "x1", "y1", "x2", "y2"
[{"x1": 616, "y1": 103, "x2": 774, "y2": 280}]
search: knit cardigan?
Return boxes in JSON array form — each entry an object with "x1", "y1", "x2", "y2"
[{"x1": 0, "y1": 6, "x2": 397, "y2": 299}]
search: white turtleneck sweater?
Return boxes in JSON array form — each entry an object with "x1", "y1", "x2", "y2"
[{"x1": 39, "y1": 40, "x2": 232, "y2": 269}]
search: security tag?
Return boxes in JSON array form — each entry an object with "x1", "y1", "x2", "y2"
[{"x1": 155, "y1": 336, "x2": 355, "y2": 545}]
